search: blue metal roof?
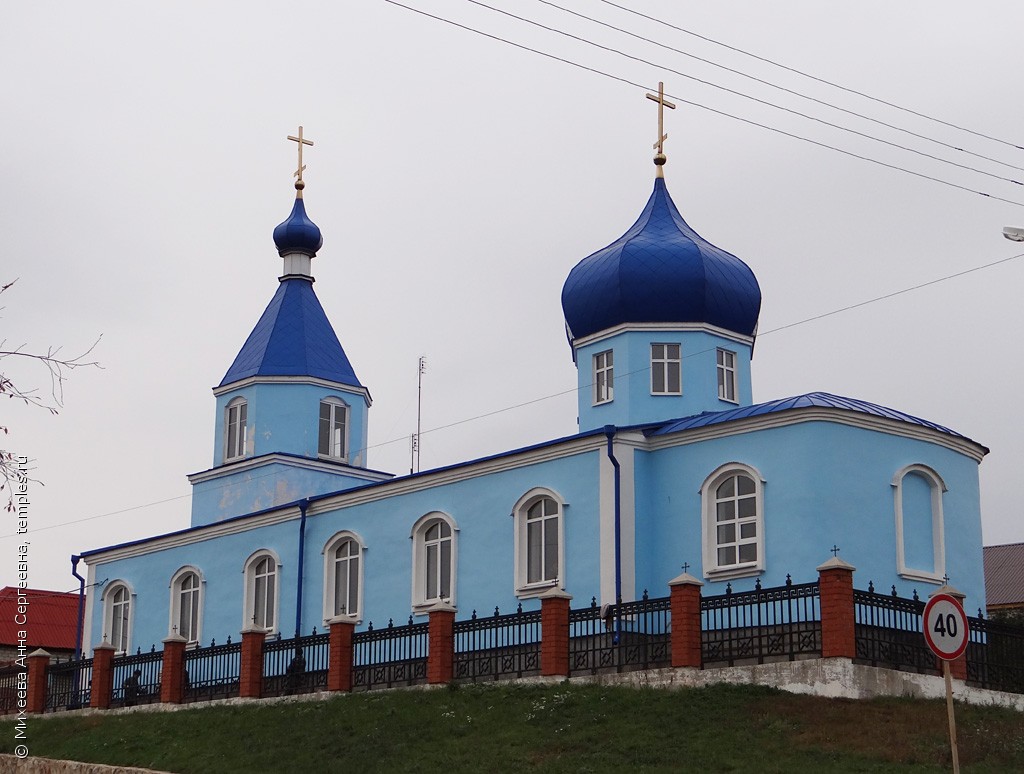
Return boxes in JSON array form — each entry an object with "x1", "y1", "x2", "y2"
[
  {"x1": 650, "y1": 391, "x2": 983, "y2": 448},
  {"x1": 219, "y1": 278, "x2": 362, "y2": 388},
  {"x1": 561, "y1": 177, "x2": 761, "y2": 342},
  {"x1": 272, "y1": 194, "x2": 323, "y2": 257}
]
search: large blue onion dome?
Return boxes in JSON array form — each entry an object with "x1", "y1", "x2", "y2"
[
  {"x1": 561, "y1": 177, "x2": 761, "y2": 342},
  {"x1": 272, "y1": 185, "x2": 323, "y2": 257}
]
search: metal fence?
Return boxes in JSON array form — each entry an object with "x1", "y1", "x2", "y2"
[
  {"x1": 967, "y1": 614, "x2": 1024, "y2": 694},
  {"x1": 46, "y1": 658, "x2": 92, "y2": 713},
  {"x1": 701, "y1": 577, "x2": 821, "y2": 666},
  {"x1": 263, "y1": 630, "x2": 330, "y2": 697},
  {"x1": 183, "y1": 637, "x2": 242, "y2": 703},
  {"x1": 352, "y1": 617, "x2": 428, "y2": 691},
  {"x1": 111, "y1": 647, "x2": 163, "y2": 707},
  {"x1": 0, "y1": 665, "x2": 20, "y2": 715},
  {"x1": 853, "y1": 584, "x2": 937, "y2": 674},
  {"x1": 569, "y1": 591, "x2": 672, "y2": 676},
  {"x1": 454, "y1": 604, "x2": 542, "y2": 682}
]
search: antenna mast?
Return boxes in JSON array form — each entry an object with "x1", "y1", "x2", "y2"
[{"x1": 411, "y1": 356, "x2": 426, "y2": 474}]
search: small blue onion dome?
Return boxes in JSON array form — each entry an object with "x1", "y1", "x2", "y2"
[
  {"x1": 272, "y1": 189, "x2": 323, "y2": 257},
  {"x1": 561, "y1": 177, "x2": 761, "y2": 342}
]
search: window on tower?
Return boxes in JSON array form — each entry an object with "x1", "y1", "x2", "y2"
[
  {"x1": 318, "y1": 398, "x2": 348, "y2": 461},
  {"x1": 717, "y1": 349, "x2": 738, "y2": 403},
  {"x1": 651, "y1": 343, "x2": 682, "y2": 394},
  {"x1": 593, "y1": 350, "x2": 614, "y2": 404},
  {"x1": 225, "y1": 397, "x2": 248, "y2": 461}
]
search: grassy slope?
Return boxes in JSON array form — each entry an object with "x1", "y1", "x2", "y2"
[{"x1": 3, "y1": 683, "x2": 1023, "y2": 773}]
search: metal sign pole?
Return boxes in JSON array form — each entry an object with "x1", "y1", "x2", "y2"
[{"x1": 943, "y1": 660, "x2": 960, "y2": 774}]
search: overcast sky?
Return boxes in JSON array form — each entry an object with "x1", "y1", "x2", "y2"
[{"x1": 4, "y1": 1, "x2": 1024, "y2": 593}]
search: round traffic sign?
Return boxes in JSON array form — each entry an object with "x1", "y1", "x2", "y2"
[{"x1": 923, "y1": 593, "x2": 969, "y2": 660}]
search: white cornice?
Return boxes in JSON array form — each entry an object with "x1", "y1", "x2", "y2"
[
  {"x1": 186, "y1": 453, "x2": 393, "y2": 485},
  {"x1": 573, "y1": 322, "x2": 754, "y2": 350},
  {"x1": 213, "y1": 376, "x2": 372, "y2": 406}
]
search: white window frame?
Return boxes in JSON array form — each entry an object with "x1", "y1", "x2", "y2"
[
  {"x1": 512, "y1": 488, "x2": 566, "y2": 598},
  {"x1": 650, "y1": 343, "x2": 682, "y2": 395},
  {"x1": 410, "y1": 512, "x2": 458, "y2": 614},
  {"x1": 892, "y1": 464, "x2": 947, "y2": 584},
  {"x1": 701, "y1": 463, "x2": 765, "y2": 580},
  {"x1": 593, "y1": 349, "x2": 614, "y2": 405},
  {"x1": 103, "y1": 580, "x2": 134, "y2": 655},
  {"x1": 318, "y1": 397, "x2": 350, "y2": 462},
  {"x1": 323, "y1": 531, "x2": 365, "y2": 623},
  {"x1": 168, "y1": 566, "x2": 204, "y2": 646},
  {"x1": 716, "y1": 349, "x2": 738, "y2": 403},
  {"x1": 224, "y1": 396, "x2": 248, "y2": 462},
  {"x1": 242, "y1": 549, "x2": 281, "y2": 633}
]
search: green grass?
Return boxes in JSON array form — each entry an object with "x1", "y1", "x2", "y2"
[{"x1": 3, "y1": 682, "x2": 1023, "y2": 773}]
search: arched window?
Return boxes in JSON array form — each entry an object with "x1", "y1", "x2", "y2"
[
  {"x1": 318, "y1": 397, "x2": 349, "y2": 461},
  {"x1": 512, "y1": 488, "x2": 566, "y2": 598},
  {"x1": 701, "y1": 463, "x2": 765, "y2": 579},
  {"x1": 224, "y1": 397, "x2": 248, "y2": 461},
  {"x1": 169, "y1": 567, "x2": 203, "y2": 645},
  {"x1": 323, "y1": 532, "x2": 364, "y2": 621},
  {"x1": 893, "y1": 464, "x2": 946, "y2": 584},
  {"x1": 103, "y1": 581, "x2": 133, "y2": 654},
  {"x1": 411, "y1": 513, "x2": 457, "y2": 612},
  {"x1": 243, "y1": 551, "x2": 280, "y2": 632}
]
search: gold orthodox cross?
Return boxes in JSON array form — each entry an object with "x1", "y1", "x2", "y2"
[
  {"x1": 287, "y1": 126, "x2": 314, "y2": 183},
  {"x1": 645, "y1": 82, "x2": 676, "y2": 167}
]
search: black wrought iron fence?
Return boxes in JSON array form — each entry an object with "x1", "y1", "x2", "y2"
[
  {"x1": 0, "y1": 665, "x2": 20, "y2": 715},
  {"x1": 701, "y1": 577, "x2": 821, "y2": 666},
  {"x1": 569, "y1": 591, "x2": 672, "y2": 676},
  {"x1": 183, "y1": 637, "x2": 242, "y2": 703},
  {"x1": 454, "y1": 604, "x2": 541, "y2": 682},
  {"x1": 967, "y1": 614, "x2": 1024, "y2": 694},
  {"x1": 111, "y1": 647, "x2": 163, "y2": 707},
  {"x1": 45, "y1": 657, "x2": 92, "y2": 712},
  {"x1": 853, "y1": 583, "x2": 937, "y2": 674},
  {"x1": 352, "y1": 617, "x2": 428, "y2": 691},
  {"x1": 263, "y1": 630, "x2": 330, "y2": 697}
]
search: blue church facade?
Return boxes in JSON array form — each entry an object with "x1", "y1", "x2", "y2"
[{"x1": 77, "y1": 135, "x2": 988, "y2": 657}]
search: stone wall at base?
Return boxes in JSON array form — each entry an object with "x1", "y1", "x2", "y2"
[{"x1": 0, "y1": 754, "x2": 172, "y2": 774}]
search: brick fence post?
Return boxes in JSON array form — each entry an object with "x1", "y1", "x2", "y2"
[
  {"x1": 26, "y1": 649, "x2": 50, "y2": 714},
  {"x1": 160, "y1": 635, "x2": 188, "y2": 704},
  {"x1": 539, "y1": 588, "x2": 573, "y2": 677},
  {"x1": 239, "y1": 626, "x2": 266, "y2": 699},
  {"x1": 90, "y1": 642, "x2": 116, "y2": 709},
  {"x1": 817, "y1": 556, "x2": 857, "y2": 659},
  {"x1": 328, "y1": 616, "x2": 357, "y2": 692},
  {"x1": 427, "y1": 602, "x2": 457, "y2": 685},
  {"x1": 929, "y1": 584, "x2": 969, "y2": 681},
  {"x1": 668, "y1": 573, "x2": 704, "y2": 668}
]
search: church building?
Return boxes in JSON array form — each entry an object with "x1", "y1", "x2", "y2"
[{"x1": 78, "y1": 102, "x2": 988, "y2": 656}]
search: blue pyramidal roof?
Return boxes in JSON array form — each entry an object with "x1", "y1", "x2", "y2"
[
  {"x1": 561, "y1": 177, "x2": 761, "y2": 341},
  {"x1": 220, "y1": 279, "x2": 362, "y2": 388}
]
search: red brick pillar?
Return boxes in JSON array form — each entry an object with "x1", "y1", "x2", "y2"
[
  {"x1": 328, "y1": 616, "x2": 357, "y2": 692},
  {"x1": 668, "y1": 573, "x2": 704, "y2": 668},
  {"x1": 239, "y1": 626, "x2": 266, "y2": 699},
  {"x1": 817, "y1": 556, "x2": 857, "y2": 659},
  {"x1": 539, "y1": 588, "x2": 573, "y2": 677},
  {"x1": 427, "y1": 602, "x2": 457, "y2": 685},
  {"x1": 90, "y1": 642, "x2": 116, "y2": 709},
  {"x1": 929, "y1": 585, "x2": 969, "y2": 680},
  {"x1": 26, "y1": 649, "x2": 50, "y2": 714},
  {"x1": 160, "y1": 635, "x2": 188, "y2": 704}
]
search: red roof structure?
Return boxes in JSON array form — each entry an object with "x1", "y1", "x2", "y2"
[
  {"x1": 0, "y1": 587, "x2": 79, "y2": 652},
  {"x1": 983, "y1": 543, "x2": 1024, "y2": 611}
]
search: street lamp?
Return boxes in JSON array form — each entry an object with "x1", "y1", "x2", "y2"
[{"x1": 1003, "y1": 226, "x2": 1024, "y2": 242}]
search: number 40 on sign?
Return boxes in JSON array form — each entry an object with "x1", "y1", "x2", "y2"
[{"x1": 923, "y1": 593, "x2": 969, "y2": 661}]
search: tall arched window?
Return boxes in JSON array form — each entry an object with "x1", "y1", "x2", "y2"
[
  {"x1": 169, "y1": 567, "x2": 203, "y2": 645},
  {"x1": 411, "y1": 513, "x2": 457, "y2": 612},
  {"x1": 243, "y1": 551, "x2": 280, "y2": 632},
  {"x1": 224, "y1": 396, "x2": 248, "y2": 461},
  {"x1": 103, "y1": 581, "x2": 133, "y2": 654},
  {"x1": 893, "y1": 464, "x2": 946, "y2": 584},
  {"x1": 701, "y1": 463, "x2": 765, "y2": 579},
  {"x1": 318, "y1": 397, "x2": 349, "y2": 461},
  {"x1": 512, "y1": 488, "x2": 566, "y2": 598},
  {"x1": 323, "y1": 532, "x2": 364, "y2": 621}
]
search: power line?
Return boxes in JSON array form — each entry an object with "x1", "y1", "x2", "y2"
[{"x1": 382, "y1": 0, "x2": 1024, "y2": 207}]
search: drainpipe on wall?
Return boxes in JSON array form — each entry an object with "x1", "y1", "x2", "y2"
[
  {"x1": 70, "y1": 555, "x2": 86, "y2": 660},
  {"x1": 294, "y1": 499, "x2": 310, "y2": 638},
  {"x1": 604, "y1": 425, "x2": 622, "y2": 644}
]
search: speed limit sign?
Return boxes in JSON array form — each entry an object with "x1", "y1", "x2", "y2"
[{"x1": 923, "y1": 593, "x2": 969, "y2": 661}]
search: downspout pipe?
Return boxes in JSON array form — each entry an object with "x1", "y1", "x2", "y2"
[
  {"x1": 604, "y1": 425, "x2": 622, "y2": 644},
  {"x1": 294, "y1": 499, "x2": 310, "y2": 638},
  {"x1": 71, "y1": 555, "x2": 86, "y2": 661}
]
